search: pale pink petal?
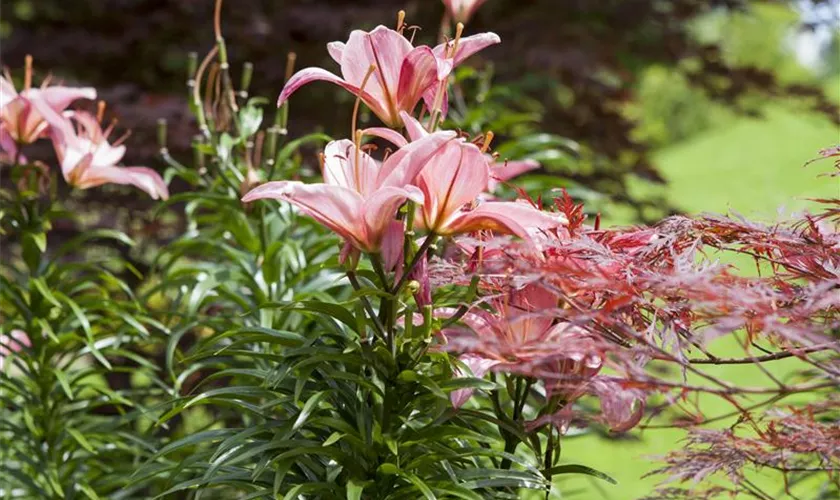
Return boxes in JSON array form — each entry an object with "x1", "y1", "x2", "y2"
[
  {"x1": 277, "y1": 67, "x2": 389, "y2": 122},
  {"x1": 340, "y1": 27, "x2": 413, "y2": 124},
  {"x1": 397, "y1": 46, "x2": 439, "y2": 114},
  {"x1": 121, "y1": 167, "x2": 169, "y2": 200},
  {"x1": 377, "y1": 130, "x2": 457, "y2": 188},
  {"x1": 362, "y1": 185, "x2": 424, "y2": 248},
  {"x1": 441, "y1": 201, "x2": 561, "y2": 240},
  {"x1": 451, "y1": 354, "x2": 500, "y2": 408},
  {"x1": 399, "y1": 111, "x2": 430, "y2": 141},
  {"x1": 433, "y1": 32, "x2": 501, "y2": 66},
  {"x1": 243, "y1": 181, "x2": 367, "y2": 249},
  {"x1": 0, "y1": 127, "x2": 22, "y2": 162},
  {"x1": 74, "y1": 165, "x2": 168, "y2": 200},
  {"x1": 364, "y1": 26, "x2": 414, "y2": 108},
  {"x1": 416, "y1": 140, "x2": 490, "y2": 231},
  {"x1": 422, "y1": 85, "x2": 449, "y2": 120},
  {"x1": 0, "y1": 77, "x2": 18, "y2": 108},
  {"x1": 322, "y1": 139, "x2": 380, "y2": 196},
  {"x1": 590, "y1": 378, "x2": 646, "y2": 433},
  {"x1": 327, "y1": 41, "x2": 345, "y2": 65},
  {"x1": 380, "y1": 220, "x2": 405, "y2": 273},
  {"x1": 491, "y1": 159, "x2": 539, "y2": 183},
  {"x1": 443, "y1": 0, "x2": 489, "y2": 23},
  {"x1": 362, "y1": 127, "x2": 408, "y2": 148},
  {"x1": 36, "y1": 86, "x2": 97, "y2": 113}
]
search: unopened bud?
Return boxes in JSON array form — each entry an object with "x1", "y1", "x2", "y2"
[
  {"x1": 240, "y1": 61, "x2": 254, "y2": 95},
  {"x1": 157, "y1": 118, "x2": 168, "y2": 151},
  {"x1": 187, "y1": 52, "x2": 198, "y2": 81}
]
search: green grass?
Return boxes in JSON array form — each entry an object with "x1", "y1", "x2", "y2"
[{"x1": 556, "y1": 104, "x2": 839, "y2": 499}]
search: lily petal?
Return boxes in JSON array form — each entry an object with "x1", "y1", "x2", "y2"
[
  {"x1": 37, "y1": 86, "x2": 97, "y2": 113},
  {"x1": 327, "y1": 41, "x2": 345, "y2": 65},
  {"x1": 75, "y1": 165, "x2": 168, "y2": 200},
  {"x1": 322, "y1": 139, "x2": 380, "y2": 197},
  {"x1": 0, "y1": 77, "x2": 18, "y2": 108},
  {"x1": 243, "y1": 181, "x2": 368, "y2": 249},
  {"x1": 363, "y1": 185, "x2": 424, "y2": 248},
  {"x1": 416, "y1": 140, "x2": 490, "y2": 230},
  {"x1": 451, "y1": 354, "x2": 501, "y2": 409},
  {"x1": 362, "y1": 127, "x2": 408, "y2": 148},
  {"x1": 442, "y1": 201, "x2": 562, "y2": 240},
  {"x1": 397, "y1": 46, "x2": 439, "y2": 114},
  {"x1": 377, "y1": 130, "x2": 457, "y2": 188},
  {"x1": 399, "y1": 111, "x2": 430, "y2": 141},
  {"x1": 277, "y1": 67, "x2": 389, "y2": 122},
  {"x1": 434, "y1": 32, "x2": 501, "y2": 66}
]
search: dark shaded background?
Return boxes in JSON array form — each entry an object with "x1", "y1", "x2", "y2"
[{"x1": 2, "y1": 0, "x2": 837, "y2": 218}]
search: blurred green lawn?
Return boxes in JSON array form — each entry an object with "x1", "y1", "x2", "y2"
[{"x1": 555, "y1": 101, "x2": 839, "y2": 499}]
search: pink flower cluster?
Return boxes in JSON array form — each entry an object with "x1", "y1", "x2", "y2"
[
  {"x1": 244, "y1": 25, "x2": 556, "y2": 261},
  {"x1": 0, "y1": 60, "x2": 168, "y2": 199}
]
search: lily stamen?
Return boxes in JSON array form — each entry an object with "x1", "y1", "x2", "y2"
[
  {"x1": 23, "y1": 55, "x2": 32, "y2": 92},
  {"x1": 449, "y1": 23, "x2": 465, "y2": 59},
  {"x1": 350, "y1": 64, "x2": 377, "y2": 145},
  {"x1": 480, "y1": 131, "x2": 494, "y2": 153},
  {"x1": 396, "y1": 10, "x2": 406, "y2": 34},
  {"x1": 112, "y1": 129, "x2": 132, "y2": 147},
  {"x1": 96, "y1": 100, "x2": 107, "y2": 124}
]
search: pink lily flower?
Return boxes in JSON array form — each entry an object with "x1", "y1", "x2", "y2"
[
  {"x1": 277, "y1": 26, "x2": 499, "y2": 128},
  {"x1": 39, "y1": 106, "x2": 169, "y2": 200},
  {"x1": 0, "y1": 329, "x2": 30, "y2": 370},
  {"x1": 366, "y1": 114, "x2": 560, "y2": 241},
  {"x1": 365, "y1": 112, "x2": 540, "y2": 192},
  {"x1": 444, "y1": 284, "x2": 603, "y2": 408},
  {"x1": 242, "y1": 131, "x2": 457, "y2": 254},
  {"x1": 442, "y1": 0, "x2": 488, "y2": 24},
  {"x1": 414, "y1": 137, "x2": 561, "y2": 239},
  {"x1": 450, "y1": 354, "x2": 500, "y2": 408},
  {"x1": 0, "y1": 75, "x2": 96, "y2": 158}
]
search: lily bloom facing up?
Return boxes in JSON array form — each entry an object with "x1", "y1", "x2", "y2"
[
  {"x1": 442, "y1": 0, "x2": 488, "y2": 24},
  {"x1": 242, "y1": 131, "x2": 456, "y2": 256},
  {"x1": 0, "y1": 329, "x2": 30, "y2": 370},
  {"x1": 0, "y1": 73, "x2": 96, "y2": 158},
  {"x1": 40, "y1": 107, "x2": 169, "y2": 200},
  {"x1": 277, "y1": 25, "x2": 499, "y2": 128}
]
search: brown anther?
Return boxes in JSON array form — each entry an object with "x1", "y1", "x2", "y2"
[
  {"x1": 397, "y1": 10, "x2": 406, "y2": 33},
  {"x1": 103, "y1": 118, "x2": 119, "y2": 139},
  {"x1": 449, "y1": 23, "x2": 465, "y2": 59},
  {"x1": 96, "y1": 100, "x2": 107, "y2": 123},
  {"x1": 480, "y1": 131, "x2": 494, "y2": 153},
  {"x1": 318, "y1": 152, "x2": 326, "y2": 173},
  {"x1": 112, "y1": 129, "x2": 133, "y2": 147},
  {"x1": 23, "y1": 55, "x2": 33, "y2": 92}
]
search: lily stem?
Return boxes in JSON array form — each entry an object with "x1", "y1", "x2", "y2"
[
  {"x1": 347, "y1": 270, "x2": 386, "y2": 340},
  {"x1": 392, "y1": 234, "x2": 437, "y2": 294}
]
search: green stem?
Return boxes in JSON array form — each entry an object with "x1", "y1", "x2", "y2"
[
  {"x1": 392, "y1": 234, "x2": 436, "y2": 295},
  {"x1": 347, "y1": 270, "x2": 386, "y2": 339}
]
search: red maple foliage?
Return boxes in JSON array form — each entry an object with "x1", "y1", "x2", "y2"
[{"x1": 433, "y1": 154, "x2": 840, "y2": 496}]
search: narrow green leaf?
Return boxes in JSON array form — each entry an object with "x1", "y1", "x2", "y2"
[
  {"x1": 67, "y1": 428, "x2": 95, "y2": 453},
  {"x1": 548, "y1": 464, "x2": 617, "y2": 484},
  {"x1": 293, "y1": 390, "x2": 330, "y2": 432}
]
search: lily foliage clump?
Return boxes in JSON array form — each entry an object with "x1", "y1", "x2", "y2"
[{"x1": 1, "y1": 1, "x2": 838, "y2": 498}]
